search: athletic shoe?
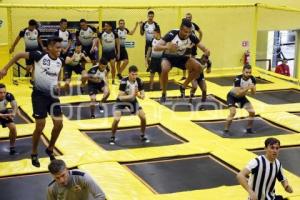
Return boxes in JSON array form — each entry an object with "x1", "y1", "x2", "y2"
[
  {"x1": 140, "y1": 135, "x2": 150, "y2": 143},
  {"x1": 179, "y1": 85, "x2": 185, "y2": 98},
  {"x1": 45, "y1": 148, "x2": 56, "y2": 161},
  {"x1": 246, "y1": 128, "x2": 255, "y2": 134},
  {"x1": 109, "y1": 136, "x2": 115, "y2": 145},
  {"x1": 9, "y1": 147, "x2": 18, "y2": 155},
  {"x1": 160, "y1": 93, "x2": 166, "y2": 103},
  {"x1": 31, "y1": 154, "x2": 40, "y2": 168}
]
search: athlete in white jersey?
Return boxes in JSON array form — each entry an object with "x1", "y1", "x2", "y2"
[
  {"x1": 54, "y1": 18, "x2": 72, "y2": 60},
  {"x1": 76, "y1": 19, "x2": 98, "y2": 66},
  {"x1": 0, "y1": 37, "x2": 64, "y2": 168},
  {"x1": 224, "y1": 64, "x2": 256, "y2": 134},
  {"x1": 139, "y1": 10, "x2": 159, "y2": 71},
  {"x1": 97, "y1": 22, "x2": 120, "y2": 85},
  {"x1": 146, "y1": 26, "x2": 163, "y2": 91},
  {"x1": 181, "y1": 13, "x2": 204, "y2": 80},
  {"x1": 155, "y1": 19, "x2": 210, "y2": 102},
  {"x1": 9, "y1": 19, "x2": 46, "y2": 78},
  {"x1": 115, "y1": 19, "x2": 139, "y2": 80}
]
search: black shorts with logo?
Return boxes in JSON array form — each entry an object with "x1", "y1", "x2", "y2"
[
  {"x1": 118, "y1": 46, "x2": 128, "y2": 61},
  {"x1": 0, "y1": 109, "x2": 14, "y2": 128},
  {"x1": 31, "y1": 89, "x2": 62, "y2": 119},
  {"x1": 227, "y1": 92, "x2": 250, "y2": 108},
  {"x1": 145, "y1": 40, "x2": 152, "y2": 57},
  {"x1": 25, "y1": 48, "x2": 40, "y2": 66},
  {"x1": 195, "y1": 73, "x2": 205, "y2": 84},
  {"x1": 149, "y1": 57, "x2": 162, "y2": 74},
  {"x1": 102, "y1": 50, "x2": 116, "y2": 61},
  {"x1": 88, "y1": 82, "x2": 105, "y2": 96},
  {"x1": 162, "y1": 54, "x2": 190, "y2": 70},
  {"x1": 114, "y1": 99, "x2": 142, "y2": 114},
  {"x1": 64, "y1": 64, "x2": 84, "y2": 80}
]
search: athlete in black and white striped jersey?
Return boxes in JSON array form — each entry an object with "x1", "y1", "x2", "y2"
[
  {"x1": 115, "y1": 19, "x2": 139, "y2": 80},
  {"x1": 237, "y1": 138, "x2": 293, "y2": 200},
  {"x1": 0, "y1": 37, "x2": 64, "y2": 168}
]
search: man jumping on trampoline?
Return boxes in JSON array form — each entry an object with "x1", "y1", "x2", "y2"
[
  {"x1": 87, "y1": 57, "x2": 110, "y2": 118},
  {"x1": 47, "y1": 159, "x2": 106, "y2": 200},
  {"x1": 154, "y1": 18, "x2": 210, "y2": 102},
  {"x1": 0, "y1": 37, "x2": 64, "y2": 167},
  {"x1": 189, "y1": 54, "x2": 212, "y2": 110},
  {"x1": 0, "y1": 84, "x2": 18, "y2": 155},
  {"x1": 110, "y1": 65, "x2": 149, "y2": 145},
  {"x1": 224, "y1": 64, "x2": 256, "y2": 134},
  {"x1": 237, "y1": 137, "x2": 293, "y2": 200}
]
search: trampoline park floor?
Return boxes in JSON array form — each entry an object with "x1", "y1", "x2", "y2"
[
  {"x1": 143, "y1": 79, "x2": 190, "y2": 92},
  {"x1": 195, "y1": 117, "x2": 297, "y2": 138},
  {"x1": 83, "y1": 124, "x2": 186, "y2": 151},
  {"x1": 0, "y1": 135, "x2": 60, "y2": 162},
  {"x1": 248, "y1": 89, "x2": 300, "y2": 104},
  {"x1": 122, "y1": 154, "x2": 238, "y2": 194},
  {"x1": 251, "y1": 146, "x2": 300, "y2": 177},
  {"x1": 206, "y1": 76, "x2": 272, "y2": 86},
  {"x1": 152, "y1": 95, "x2": 227, "y2": 111},
  {"x1": 0, "y1": 172, "x2": 52, "y2": 200}
]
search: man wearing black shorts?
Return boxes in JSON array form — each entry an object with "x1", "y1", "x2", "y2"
[
  {"x1": 154, "y1": 19, "x2": 210, "y2": 102},
  {"x1": 146, "y1": 26, "x2": 163, "y2": 91},
  {"x1": 97, "y1": 22, "x2": 120, "y2": 84},
  {"x1": 115, "y1": 19, "x2": 138, "y2": 79},
  {"x1": 224, "y1": 64, "x2": 256, "y2": 134},
  {"x1": 181, "y1": 13, "x2": 203, "y2": 80},
  {"x1": 189, "y1": 55, "x2": 212, "y2": 110},
  {"x1": 110, "y1": 65, "x2": 149, "y2": 145},
  {"x1": 0, "y1": 37, "x2": 64, "y2": 167},
  {"x1": 140, "y1": 10, "x2": 159, "y2": 71},
  {"x1": 0, "y1": 84, "x2": 18, "y2": 155},
  {"x1": 87, "y1": 57, "x2": 110, "y2": 118},
  {"x1": 64, "y1": 43, "x2": 90, "y2": 94},
  {"x1": 9, "y1": 19, "x2": 46, "y2": 78},
  {"x1": 76, "y1": 19, "x2": 97, "y2": 66},
  {"x1": 54, "y1": 18, "x2": 72, "y2": 61}
]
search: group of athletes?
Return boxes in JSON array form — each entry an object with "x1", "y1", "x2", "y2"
[{"x1": 0, "y1": 10, "x2": 294, "y2": 200}]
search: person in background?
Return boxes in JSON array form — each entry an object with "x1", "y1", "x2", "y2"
[{"x1": 275, "y1": 59, "x2": 290, "y2": 77}]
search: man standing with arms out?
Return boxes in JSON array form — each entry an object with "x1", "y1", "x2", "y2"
[
  {"x1": 54, "y1": 18, "x2": 72, "y2": 61},
  {"x1": 115, "y1": 19, "x2": 139, "y2": 79},
  {"x1": 9, "y1": 19, "x2": 46, "y2": 78},
  {"x1": 154, "y1": 19, "x2": 210, "y2": 102},
  {"x1": 76, "y1": 19, "x2": 98, "y2": 67},
  {"x1": 224, "y1": 64, "x2": 256, "y2": 134},
  {"x1": 181, "y1": 13, "x2": 203, "y2": 80},
  {"x1": 237, "y1": 137, "x2": 293, "y2": 200},
  {"x1": 47, "y1": 159, "x2": 106, "y2": 200},
  {"x1": 97, "y1": 22, "x2": 120, "y2": 85},
  {"x1": 110, "y1": 65, "x2": 149, "y2": 145},
  {"x1": 140, "y1": 10, "x2": 159, "y2": 72},
  {"x1": 0, "y1": 37, "x2": 64, "y2": 167},
  {"x1": 0, "y1": 84, "x2": 18, "y2": 155}
]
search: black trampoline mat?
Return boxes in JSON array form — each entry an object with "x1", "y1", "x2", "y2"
[
  {"x1": 6, "y1": 108, "x2": 32, "y2": 124},
  {"x1": 123, "y1": 155, "x2": 237, "y2": 193},
  {"x1": 61, "y1": 101, "x2": 131, "y2": 120},
  {"x1": 143, "y1": 80, "x2": 188, "y2": 92},
  {"x1": 153, "y1": 95, "x2": 227, "y2": 111},
  {"x1": 252, "y1": 146, "x2": 300, "y2": 177},
  {"x1": 59, "y1": 84, "x2": 88, "y2": 96},
  {"x1": 0, "y1": 173, "x2": 52, "y2": 200},
  {"x1": 84, "y1": 125, "x2": 185, "y2": 151},
  {"x1": 0, "y1": 136, "x2": 49, "y2": 162},
  {"x1": 248, "y1": 89, "x2": 300, "y2": 104},
  {"x1": 206, "y1": 76, "x2": 272, "y2": 86},
  {"x1": 195, "y1": 117, "x2": 296, "y2": 138}
]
